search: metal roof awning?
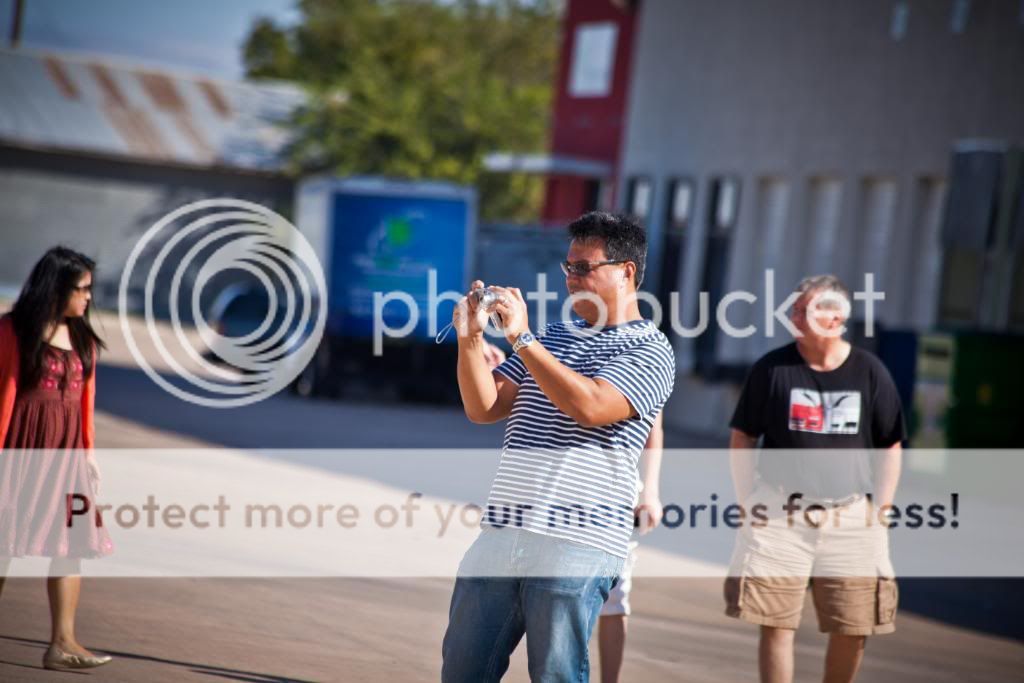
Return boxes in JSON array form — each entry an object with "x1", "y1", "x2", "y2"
[
  {"x1": 483, "y1": 152, "x2": 611, "y2": 178},
  {"x1": 0, "y1": 47, "x2": 304, "y2": 173}
]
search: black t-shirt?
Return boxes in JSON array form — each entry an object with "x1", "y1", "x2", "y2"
[{"x1": 730, "y1": 342, "x2": 907, "y2": 497}]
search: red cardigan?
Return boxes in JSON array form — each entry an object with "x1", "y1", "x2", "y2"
[{"x1": 0, "y1": 316, "x2": 96, "y2": 449}]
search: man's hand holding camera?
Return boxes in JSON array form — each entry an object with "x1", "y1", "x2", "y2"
[
  {"x1": 452, "y1": 281, "x2": 531, "y2": 346},
  {"x1": 489, "y1": 286, "x2": 530, "y2": 345},
  {"x1": 453, "y1": 279, "x2": 492, "y2": 340},
  {"x1": 453, "y1": 280, "x2": 523, "y2": 426}
]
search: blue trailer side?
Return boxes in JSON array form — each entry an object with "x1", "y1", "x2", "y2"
[{"x1": 293, "y1": 176, "x2": 476, "y2": 400}]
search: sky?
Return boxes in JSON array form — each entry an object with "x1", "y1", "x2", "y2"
[{"x1": 0, "y1": 0, "x2": 300, "y2": 79}]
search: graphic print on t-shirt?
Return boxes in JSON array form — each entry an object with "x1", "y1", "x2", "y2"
[{"x1": 788, "y1": 389, "x2": 861, "y2": 434}]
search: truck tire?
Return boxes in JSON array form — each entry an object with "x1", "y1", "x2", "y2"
[{"x1": 293, "y1": 360, "x2": 318, "y2": 398}]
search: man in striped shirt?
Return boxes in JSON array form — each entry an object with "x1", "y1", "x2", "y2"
[{"x1": 441, "y1": 212, "x2": 675, "y2": 682}]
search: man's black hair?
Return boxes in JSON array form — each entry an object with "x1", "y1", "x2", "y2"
[{"x1": 567, "y1": 211, "x2": 647, "y2": 287}]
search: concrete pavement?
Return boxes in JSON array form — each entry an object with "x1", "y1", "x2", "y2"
[
  {"x1": 0, "y1": 304, "x2": 1020, "y2": 680},
  {"x1": 1, "y1": 409, "x2": 1021, "y2": 682}
]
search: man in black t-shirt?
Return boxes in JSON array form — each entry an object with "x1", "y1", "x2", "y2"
[{"x1": 725, "y1": 275, "x2": 904, "y2": 683}]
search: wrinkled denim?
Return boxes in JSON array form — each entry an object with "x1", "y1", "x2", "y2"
[{"x1": 441, "y1": 526, "x2": 623, "y2": 682}]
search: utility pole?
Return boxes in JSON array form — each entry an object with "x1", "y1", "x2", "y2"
[{"x1": 10, "y1": 0, "x2": 25, "y2": 47}]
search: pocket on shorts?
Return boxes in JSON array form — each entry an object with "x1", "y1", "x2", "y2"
[{"x1": 876, "y1": 577, "x2": 898, "y2": 625}]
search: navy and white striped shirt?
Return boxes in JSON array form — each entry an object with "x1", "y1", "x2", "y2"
[{"x1": 490, "y1": 319, "x2": 675, "y2": 558}]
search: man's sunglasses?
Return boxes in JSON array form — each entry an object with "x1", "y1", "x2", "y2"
[{"x1": 560, "y1": 260, "x2": 628, "y2": 277}]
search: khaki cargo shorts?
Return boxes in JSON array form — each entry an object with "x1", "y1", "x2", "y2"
[{"x1": 723, "y1": 484, "x2": 897, "y2": 636}]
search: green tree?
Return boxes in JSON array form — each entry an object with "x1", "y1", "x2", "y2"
[{"x1": 243, "y1": 0, "x2": 561, "y2": 222}]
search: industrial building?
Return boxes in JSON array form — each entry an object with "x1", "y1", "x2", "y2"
[
  {"x1": 0, "y1": 47, "x2": 303, "y2": 312},
  {"x1": 496, "y1": 0, "x2": 1024, "y2": 436}
]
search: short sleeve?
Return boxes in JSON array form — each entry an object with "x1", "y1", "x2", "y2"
[
  {"x1": 494, "y1": 352, "x2": 527, "y2": 385},
  {"x1": 493, "y1": 323, "x2": 554, "y2": 385},
  {"x1": 870, "y1": 360, "x2": 907, "y2": 448},
  {"x1": 594, "y1": 336, "x2": 675, "y2": 419},
  {"x1": 730, "y1": 359, "x2": 770, "y2": 438}
]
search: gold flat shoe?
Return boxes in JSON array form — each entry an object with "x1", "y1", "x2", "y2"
[{"x1": 43, "y1": 646, "x2": 113, "y2": 670}]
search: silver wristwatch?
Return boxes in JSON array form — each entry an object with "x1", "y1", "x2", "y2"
[{"x1": 512, "y1": 331, "x2": 536, "y2": 354}]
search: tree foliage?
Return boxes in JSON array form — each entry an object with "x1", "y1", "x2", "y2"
[{"x1": 243, "y1": 0, "x2": 561, "y2": 221}]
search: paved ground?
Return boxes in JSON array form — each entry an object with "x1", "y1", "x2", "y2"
[
  {"x1": 1, "y1": 407, "x2": 1021, "y2": 682},
  {"x1": 0, "y1": 305, "x2": 1021, "y2": 681},
  {"x1": 2, "y1": 573, "x2": 1022, "y2": 682}
]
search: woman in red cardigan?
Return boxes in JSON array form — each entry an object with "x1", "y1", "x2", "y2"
[{"x1": 0, "y1": 246, "x2": 113, "y2": 671}]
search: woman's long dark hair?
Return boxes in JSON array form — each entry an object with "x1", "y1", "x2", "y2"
[{"x1": 8, "y1": 246, "x2": 105, "y2": 388}]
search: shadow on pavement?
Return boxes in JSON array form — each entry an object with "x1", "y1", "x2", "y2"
[
  {"x1": 94, "y1": 362, "x2": 504, "y2": 449},
  {"x1": 0, "y1": 634, "x2": 316, "y2": 683}
]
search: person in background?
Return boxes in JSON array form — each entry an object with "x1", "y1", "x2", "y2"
[
  {"x1": 0, "y1": 246, "x2": 114, "y2": 671},
  {"x1": 726, "y1": 274, "x2": 903, "y2": 683},
  {"x1": 597, "y1": 410, "x2": 663, "y2": 683}
]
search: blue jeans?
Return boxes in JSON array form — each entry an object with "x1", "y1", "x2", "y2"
[{"x1": 441, "y1": 526, "x2": 623, "y2": 683}]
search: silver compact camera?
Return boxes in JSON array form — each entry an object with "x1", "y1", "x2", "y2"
[
  {"x1": 434, "y1": 286, "x2": 508, "y2": 344},
  {"x1": 472, "y1": 287, "x2": 505, "y2": 330}
]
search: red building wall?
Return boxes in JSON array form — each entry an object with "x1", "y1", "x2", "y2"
[{"x1": 542, "y1": 0, "x2": 639, "y2": 223}]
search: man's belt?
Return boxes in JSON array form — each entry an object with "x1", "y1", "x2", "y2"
[
  {"x1": 761, "y1": 482, "x2": 864, "y2": 508},
  {"x1": 799, "y1": 493, "x2": 863, "y2": 508}
]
